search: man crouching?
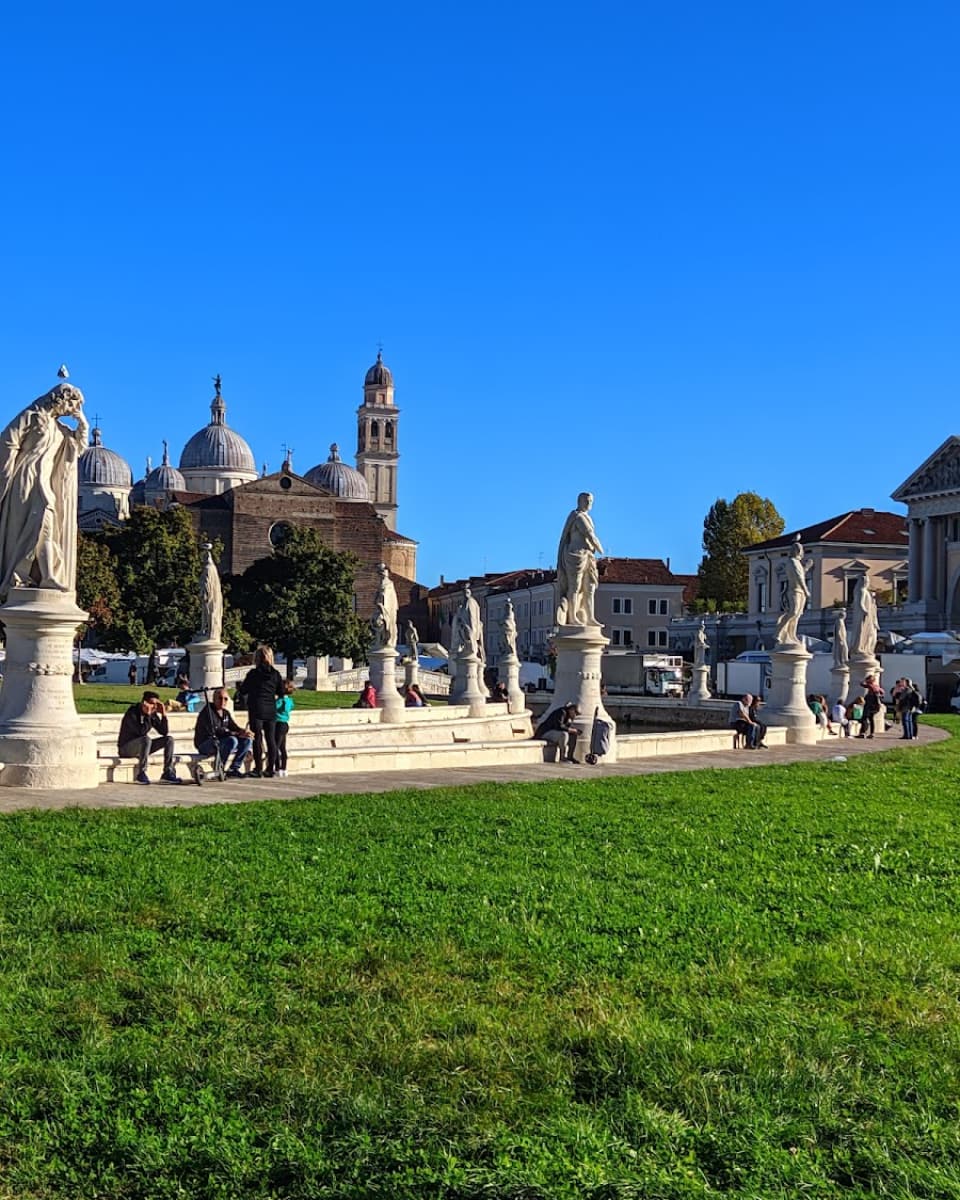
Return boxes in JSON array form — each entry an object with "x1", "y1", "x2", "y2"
[
  {"x1": 194, "y1": 688, "x2": 253, "y2": 778},
  {"x1": 118, "y1": 690, "x2": 180, "y2": 784}
]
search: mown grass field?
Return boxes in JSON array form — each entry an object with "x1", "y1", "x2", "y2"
[
  {"x1": 72, "y1": 684, "x2": 365, "y2": 715},
  {"x1": 1, "y1": 719, "x2": 958, "y2": 1198}
]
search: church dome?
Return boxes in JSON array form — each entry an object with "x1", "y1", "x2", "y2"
[
  {"x1": 145, "y1": 442, "x2": 187, "y2": 498},
  {"x1": 79, "y1": 427, "x2": 132, "y2": 487},
  {"x1": 364, "y1": 350, "x2": 393, "y2": 388},
  {"x1": 305, "y1": 444, "x2": 370, "y2": 500},
  {"x1": 179, "y1": 382, "x2": 255, "y2": 473}
]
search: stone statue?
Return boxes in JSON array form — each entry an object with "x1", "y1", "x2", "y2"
[
  {"x1": 500, "y1": 597, "x2": 518, "y2": 659},
  {"x1": 694, "y1": 618, "x2": 709, "y2": 666},
  {"x1": 452, "y1": 583, "x2": 484, "y2": 660},
  {"x1": 555, "y1": 491, "x2": 604, "y2": 626},
  {"x1": 832, "y1": 608, "x2": 849, "y2": 668},
  {"x1": 213, "y1": 373, "x2": 222, "y2": 397},
  {"x1": 775, "y1": 540, "x2": 809, "y2": 647},
  {"x1": 851, "y1": 575, "x2": 878, "y2": 657},
  {"x1": 199, "y1": 542, "x2": 223, "y2": 643},
  {"x1": 0, "y1": 383, "x2": 88, "y2": 598},
  {"x1": 370, "y1": 562, "x2": 398, "y2": 650},
  {"x1": 405, "y1": 618, "x2": 420, "y2": 663}
]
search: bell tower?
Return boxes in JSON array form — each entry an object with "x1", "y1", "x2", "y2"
[{"x1": 356, "y1": 349, "x2": 399, "y2": 529}]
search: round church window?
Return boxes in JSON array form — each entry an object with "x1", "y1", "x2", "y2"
[
  {"x1": 269, "y1": 521, "x2": 293, "y2": 549},
  {"x1": 279, "y1": 476, "x2": 292, "y2": 490}
]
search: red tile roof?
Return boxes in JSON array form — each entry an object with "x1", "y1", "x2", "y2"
[
  {"x1": 596, "y1": 557, "x2": 680, "y2": 585},
  {"x1": 749, "y1": 510, "x2": 908, "y2": 552}
]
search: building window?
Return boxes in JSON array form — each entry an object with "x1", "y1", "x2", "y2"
[
  {"x1": 611, "y1": 628, "x2": 633, "y2": 647},
  {"x1": 647, "y1": 629, "x2": 668, "y2": 648},
  {"x1": 894, "y1": 575, "x2": 908, "y2": 605},
  {"x1": 845, "y1": 576, "x2": 858, "y2": 606},
  {"x1": 269, "y1": 521, "x2": 294, "y2": 549},
  {"x1": 647, "y1": 598, "x2": 668, "y2": 616},
  {"x1": 757, "y1": 580, "x2": 767, "y2": 612},
  {"x1": 612, "y1": 597, "x2": 633, "y2": 615}
]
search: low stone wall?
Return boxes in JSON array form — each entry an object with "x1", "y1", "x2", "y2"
[{"x1": 527, "y1": 694, "x2": 733, "y2": 729}]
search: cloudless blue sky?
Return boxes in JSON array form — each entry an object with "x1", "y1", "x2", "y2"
[{"x1": 2, "y1": 2, "x2": 958, "y2": 584}]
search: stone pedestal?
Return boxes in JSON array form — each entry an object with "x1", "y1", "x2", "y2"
[
  {"x1": 550, "y1": 624, "x2": 617, "y2": 762},
  {"x1": 849, "y1": 652, "x2": 882, "y2": 696},
  {"x1": 687, "y1": 663, "x2": 711, "y2": 705},
  {"x1": 829, "y1": 665, "x2": 850, "y2": 708},
  {"x1": 369, "y1": 646, "x2": 405, "y2": 723},
  {"x1": 304, "y1": 655, "x2": 327, "y2": 690},
  {"x1": 499, "y1": 651, "x2": 526, "y2": 714},
  {"x1": 763, "y1": 642, "x2": 817, "y2": 744},
  {"x1": 404, "y1": 659, "x2": 421, "y2": 690},
  {"x1": 0, "y1": 589, "x2": 98, "y2": 788},
  {"x1": 186, "y1": 637, "x2": 226, "y2": 695},
  {"x1": 449, "y1": 651, "x2": 487, "y2": 717}
]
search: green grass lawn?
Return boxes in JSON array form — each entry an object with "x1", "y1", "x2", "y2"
[
  {"x1": 2, "y1": 720, "x2": 959, "y2": 1198},
  {"x1": 73, "y1": 684, "x2": 366, "y2": 714}
]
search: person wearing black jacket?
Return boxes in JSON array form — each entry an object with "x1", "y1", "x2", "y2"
[
  {"x1": 117, "y1": 691, "x2": 180, "y2": 784},
  {"x1": 236, "y1": 646, "x2": 285, "y2": 777},
  {"x1": 194, "y1": 688, "x2": 253, "y2": 777},
  {"x1": 534, "y1": 703, "x2": 580, "y2": 763}
]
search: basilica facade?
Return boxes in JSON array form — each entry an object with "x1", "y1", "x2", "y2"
[{"x1": 77, "y1": 353, "x2": 418, "y2": 616}]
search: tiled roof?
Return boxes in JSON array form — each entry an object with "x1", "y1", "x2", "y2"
[
  {"x1": 749, "y1": 510, "x2": 908, "y2": 552},
  {"x1": 596, "y1": 557, "x2": 680, "y2": 585}
]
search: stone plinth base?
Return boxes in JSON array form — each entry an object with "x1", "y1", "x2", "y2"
[
  {"x1": 687, "y1": 664, "x2": 711, "y2": 705},
  {"x1": 499, "y1": 651, "x2": 526, "y2": 714},
  {"x1": 550, "y1": 624, "x2": 617, "y2": 762},
  {"x1": 0, "y1": 588, "x2": 97, "y2": 788},
  {"x1": 448, "y1": 651, "x2": 487, "y2": 717},
  {"x1": 849, "y1": 653, "x2": 882, "y2": 695},
  {"x1": 829, "y1": 666, "x2": 850, "y2": 708},
  {"x1": 764, "y1": 642, "x2": 816, "y2": 744},
  {"x1": 404, "y1": 660, "x2": 421, "y2": 690},
  {"x1": 186, "y1": 638, "x2": 226, "y2": 694},
  {"x1": 369, "y1": 646, "x2": 405, "y2": 723}
]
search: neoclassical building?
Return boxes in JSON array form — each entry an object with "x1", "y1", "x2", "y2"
[
  {"x1": 891, "y1": 437, "x2": 960, "y2": 631},
  {"x1": 78, "y1": 353, "x2": 418, "y2": 616}
]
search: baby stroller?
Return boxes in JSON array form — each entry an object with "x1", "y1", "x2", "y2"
[
  {"x1": 190, "y1": 688, "x2": 227, "y2": 786},
  {"x1": 584, "y1": 706, "x2": 613, "y2": 765}
]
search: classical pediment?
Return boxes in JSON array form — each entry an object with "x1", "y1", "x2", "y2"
[{"x1": 892, "y1": 437, "x2": 960, "y2": 502}]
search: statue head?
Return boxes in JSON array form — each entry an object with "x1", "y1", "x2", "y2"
[{"x1": 577, "y1": 492, "x2": 593, "y2": 512}]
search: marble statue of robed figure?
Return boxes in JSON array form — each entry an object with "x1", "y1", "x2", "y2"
[
  {"x1": 0, "y1": 383, "x2": 87, "y2": 598},
  {"x1": 199, "y1": 542, "x2": 224, "y2": 643},
  {"x1": 556, "y1": 491, "x2": 603, "y2": 626},
  {"x1": 370, "y1": 563, "x2": 398, "y2": 650},
  {"x1": 775, "y1": 540, "x2": 809, "y2": 648}
]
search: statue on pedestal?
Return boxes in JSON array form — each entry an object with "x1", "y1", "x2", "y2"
[
  {"x1": 555, "y1": 491, "x2": 604, "y2": 626},
  {"x1": 694, "y1": 618, "x2": 709, "y2": 666},
  {"x1": 851, "y1": 575, "x2": 878, "y2": 657},
  {"x1": 198, "y1": 542, "x2": 223, "y2": 643},
  {"x1": 775, "y1": 540, "x2": 809, "y2": 648},
  {"x1": 500, "y1": 597, "x2": 518, "y2": 658},
  {"x1": 405, "y1": 619, "x2": 420, "y2": 663},
  {"x1": 452, "y1": 583, "x2": 484, "y2": 660},
  {"x1": 832, "y1": 608, "x2": 849, "y2": 668},
  {"x1": 370, "y1": 563, "x2": 398, "y2": 650},
  {"x1": 0, "y1": 383, "x2": 88, "y2": 598}
]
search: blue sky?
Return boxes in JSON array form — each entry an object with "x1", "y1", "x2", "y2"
[{"x1": 1, "y1": 2, "x2": 957, "y2": 584}]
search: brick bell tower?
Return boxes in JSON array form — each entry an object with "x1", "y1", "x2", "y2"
[{"x1": 356, "y1": 349, "x2": 399, "y2": 530}]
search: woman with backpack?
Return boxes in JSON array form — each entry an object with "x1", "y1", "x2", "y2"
[{"x1": 236, "y1": 646, "x2": 285, "y2": 777}]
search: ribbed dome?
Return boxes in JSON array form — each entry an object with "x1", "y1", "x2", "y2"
[
  {"x1": 305, "y1": 444, "x2": 370, "y2": 500},
  {"x1": 145, "y1": 442, "x2": 187, "y2": 497},
  {"x1": 79, "y1": 427, "x2": 132, "y2": 487},
  {"x1": 364, "y1": 350, "x2": 393, "y2": 388},
  {"x1": 179, "y1": 388, "x2": 255, "y2": 473}
]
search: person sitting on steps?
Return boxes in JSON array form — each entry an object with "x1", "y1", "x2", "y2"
[
  {"x1": 194, "y1": 688, "x2": 253, "y2": 778},
  {"x1": 117, "y1": 690, "x2": 181, "y2": 785}
]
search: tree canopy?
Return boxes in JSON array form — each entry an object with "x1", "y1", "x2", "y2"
[
  {"x1": 230, "y1": 526, "x2": 367, "y2": 677},
  {"x1": 696, "y1": 492, "x2": 785, "y2": 610}
]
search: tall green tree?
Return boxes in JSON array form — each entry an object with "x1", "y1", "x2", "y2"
[
  {"x1": 231, "y1": 526, "x2": 367, "y2": 677},
  {"x1": 697, "y1": 492, "x2": 785, "y2": 610},
  {"x1": 76, "y1": 533, "x2": 123, "y2": 642}
]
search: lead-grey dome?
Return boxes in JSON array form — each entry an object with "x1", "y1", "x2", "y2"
[
  {"x1": 364, "y1": 350, "x2": 393, "y2": 388},
  {"x1": 145, "y1": 442, "x2": 187, "y2": 497},
  {"x1": 179, "y1": 389, "x2": 255, "y2": 473},
  {"x1": 305, "y1": 444, "x2": 370, "y2": 500},
  {"x1": 78, "y1": 427, "x2": 133, "y2": 487}
]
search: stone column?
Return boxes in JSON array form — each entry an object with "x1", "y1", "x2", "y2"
[
  {"x1": 922, "y1": 518, "x2": 936, "y2": 603},
  {"x1": 0, "y1": 589, "x2": 98, "y2": 788},
  {"x1": 449, "y1": 650, "x2": 487, "y2": 717},
  {"x1": 304, "y1": 655, "x2": 328, "y2": 690},
  {"x1": 849, "y1": 650, "x2": 882, "y2": 699},
  {"x1": 185, "y1": 636, "x2": 226, "y2": 694},
  {"x1": 368, "y1": 646, "x2": 405, "y2": 723},
  {"x1": 686, "y1": 663, "x2": 711, "y2": 704},
  {"x1": 763, "y1": 644, "x2": 817, "y2": 745},
  {"x1": 829, "y1": 664, "x2": 850, "y2": 708},
  {"x1": 498, "y1": 649, "x2": 526, "y2": 714},
  {"x1": 404, "y1": 658, "x2": 421, "y2": 690},
  {"x1": 908, "y1": 518, "x2": 922, "y2": 604},
  {"x1": 549, "y1": 624, "x2": 617, "y2": 762}
]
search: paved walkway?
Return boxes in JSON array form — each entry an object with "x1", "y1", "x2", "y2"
[{"x1": 0, "y1": 723, "x2": 947, "y2": 814}]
